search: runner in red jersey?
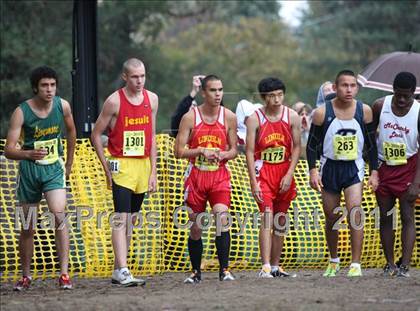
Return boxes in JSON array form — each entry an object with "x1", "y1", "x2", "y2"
[
  {"x1": 91, "y1": 58, "x2": 158, "y2": 286},
  {"x1": 175, "y1": 75, "x2": 238, "y2": 283},
  {"x1": 245, "y1": 77, "x2": 301, "y2": 278}
]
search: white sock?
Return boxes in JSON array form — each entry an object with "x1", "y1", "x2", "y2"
[
  {"x1": 330, "y1": 257, "x2": 340, "y2": 263},
  {"x1": 271, "y1": 265, "x2": 279, "y2": 272},
  {"x1": 350, "y1": 262, "x2": 361, "y2": 269}
]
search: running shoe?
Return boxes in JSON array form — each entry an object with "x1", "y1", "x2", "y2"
[
  {"x1": 219, "y1": 269, "x2": 235, "y2": 281},
  {"x1": 397, "y1": 265, "x2": 410, "y2": 278},
  {"x1": 347, "y1": 264, "x2": 362, "y2": 277},
  {"x1": 13, "y1": 276, "x2": 32, "y2": 291},
  {"x1": 184, "y1": 270, "x2": 201, "y2": 284},
  {"x1": 323, "y1": 262, "x2": 340, "y2": 277},
  {"x1": 383, "y1": 263, "x2": 398, "y2": 277},
  {"x1": 258, "y1": 266, "x2": 273, "y2": 278},
  {"x1": 59, "y1": 274, "x2": 73, "y2": 290}
]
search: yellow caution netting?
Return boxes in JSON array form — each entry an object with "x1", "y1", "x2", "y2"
[{"x1": 0, "y1": 135, "x2": 418, "y2": 281}]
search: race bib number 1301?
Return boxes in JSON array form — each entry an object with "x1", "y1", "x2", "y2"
[{"x1": 123, "y1": 130, "x2": 145, "y2": 156}]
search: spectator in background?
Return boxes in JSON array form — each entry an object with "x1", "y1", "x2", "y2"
[
  {"x1": 292, "y1": 101, "x2": 305, "y2": 112},
  {"x1": 297, "y1": 104, "x2": 313, "y2": 159},
  {"x1": 236, "y1": 99, "x2": 263, "y2": 149},
  {"x1": 170, "y1": 75, "x2": 205, "y2": 137},
  {"x1": 316, "y1": 81, "x2": 335, "y2": 107}
]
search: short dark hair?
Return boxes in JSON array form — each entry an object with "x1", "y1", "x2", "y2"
[
  {"x1": 201, "y1": 74, "x2": 221, "y2": 90},
  {"x1": 393, "y1": 72, "x2": 417, "y2": 92},
  {"x1": 335, "y1": 70, "x2": 356, "y2": 84},
  {"x1": 30, "y1": 66, "x2": 58, "y2": 93},
  {"x1": 258, "y1": 77, "x2": 286, "y2": 98}
]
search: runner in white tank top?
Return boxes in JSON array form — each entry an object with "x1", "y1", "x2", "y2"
[{"x1": 372, "y1": 72, "x2": 420, "y2": 277}]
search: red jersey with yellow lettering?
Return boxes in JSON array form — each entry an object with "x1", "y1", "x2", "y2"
[
  {"x1": 254, "y1": 106, "x2": 296, "y2": 214},
  {"x1": 183, "y1": 106, "x2": 231, "y2": 213},
  {"x1": 188, "y1": 106, "x2": 228, "y2": 170},
  {"x1": 255, "y1": 107, "x2": 293, "y2": 163},
  {"x1": 108, "y1": 88, "x2": 152, "y2": 158}
]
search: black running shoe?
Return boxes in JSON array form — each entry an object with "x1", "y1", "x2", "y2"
[
  {"x1": 382, "y1": 263, "x2": 398, "y2": 277},
  {"x1": 219, "y1": 269, "x2": 235, "y2": 281},
  {"x1": 184, "y1": 270, "x2": 201, "y2": 284},
  {"x1": 397, "y1": 265, "x2": 410, "y2": 278},
  {"x1": 271, "y1": 267, "x2": 291, "y2": 277}
]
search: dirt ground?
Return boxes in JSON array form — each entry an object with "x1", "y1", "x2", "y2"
[{"x1": 1, "y1": 269, "x2": 419, "y2": 311}]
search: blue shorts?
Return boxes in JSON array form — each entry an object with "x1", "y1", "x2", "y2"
[{"x1": 320, "y1": 158, "x2": 363, "y2": 194}]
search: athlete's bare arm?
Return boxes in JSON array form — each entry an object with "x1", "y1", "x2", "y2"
[
  {"x1": 372, "y1": 97, "x2": 385, "y2": 130},
  {"x1": 307, "y1": 105, "x2": 325, "y2": 191},
  {"x1": 363, "y1": 103, "x2": 379, "y2": 191},
  {"x1": 245, "y1": 113, "x2": 263, "y2": 203},
  {"x1": 61, "y1": 99, "x2": 76, "y2": 178},
  {"x1": 280, "y1": 109, "x2": 301, "y2": 193},
  {"x1": 219, "y1": 109, "x2": 238, "y2": 161},
  {"x1": 91, "y1": 92, "x2": 120, "y2": 189},
  {"x1": 147, "y1": 90, "x2": 159, "y2": 193},
  {"x1": 407, "y1": 110, "x2": 420, "y2": 203},
  {"x1": 4, "y1": 107, "x2": 47, "y2": 161}
]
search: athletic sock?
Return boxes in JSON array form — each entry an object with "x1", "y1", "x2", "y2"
[
  {"x1": 350, "y1": 262, "x2": 361, "y2": 269},
  {"x1": 188, "y1": 237, "x2": 203, "y2": 273},
  {"x1": 271, "y1": 265, "x2": 279, "y2": 272},
  {"x1": 215, "y1": 231, "x2": 230, "y2": 271},
  {"x1": 330, "y1": 257, "x2": 340, "y2": 263}
]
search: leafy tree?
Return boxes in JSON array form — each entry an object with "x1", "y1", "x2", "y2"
[
  {"x1": 296, "y1": 0, "x2": 420, "y2": 105},
  {"x1": 153, "y1": 17, "x2": 300, "y2": 131},
  {"x1": 0, "y1": 0, "x2": 73, "y2": 136}
]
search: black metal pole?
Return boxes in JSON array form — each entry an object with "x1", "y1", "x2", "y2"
[{"x1": 72, "y1": 0, "x2": 98, "y2": 138}]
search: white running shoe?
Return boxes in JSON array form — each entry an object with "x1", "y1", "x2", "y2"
[
  {"x1": 112, "y1": 268, "x2": 145, "y2": 286},
  {"x1": 258, "y1": 267, "x2": 274, "y2": 278}
]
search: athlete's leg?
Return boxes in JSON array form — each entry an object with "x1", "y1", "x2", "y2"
[
  {"x1": 259, "y1": 211, "x2": 273, "y2": 266},
  {"x1": 18, "y1": 204, "x2": 38, "y2": 277},
  {"x1": 343, "y1": 182, "x2": 363, "y2": 263},
  {"x1": 399, "y1": 192, "x2": 416, "y2": 266},
  {"x1": 212, "y1": 203, "x2": 230, "y2": 271},
  {"x1": 321, "y1": 191, "x2": 342, "y2": 259},
  {"x1": 188, "y1": 211, "x2": 203, "y2": 272},
  {"x1": 126, "y1": 193, "x2": 145, "y2": 257},
  {"x1": 270, "y1": 212, "x2": 287, "y2": 267},
  {"x1": 45, "y1": 189, "x2": 69, "y2": 275},
  {"x1": 376, "y1": 194, "x2": 397, "y2": 265}
]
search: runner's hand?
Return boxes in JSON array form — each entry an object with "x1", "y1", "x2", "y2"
[
  {"x1": 309, "y1": 169, "x2": 323, "y2": 192},
  {"x1": 26, "y1": 149, "x2": 47, "y2": 160},
  {"x1": 279, "y1": 172, "x2": 293, "y2": 193},
  {"x1": 148, "y1": 172, "x2": 157, "y2": 193},
  {"x1": 251, "y1": 181, "x2": 264, "y2": 203},
  {"x1": 367, "y1": 170, "x2": 379, "y2": 192}
]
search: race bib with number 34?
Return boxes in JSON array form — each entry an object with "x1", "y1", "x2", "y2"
[{"x1": 34, "y1": 138, "x2": 59, "y2": 165}]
